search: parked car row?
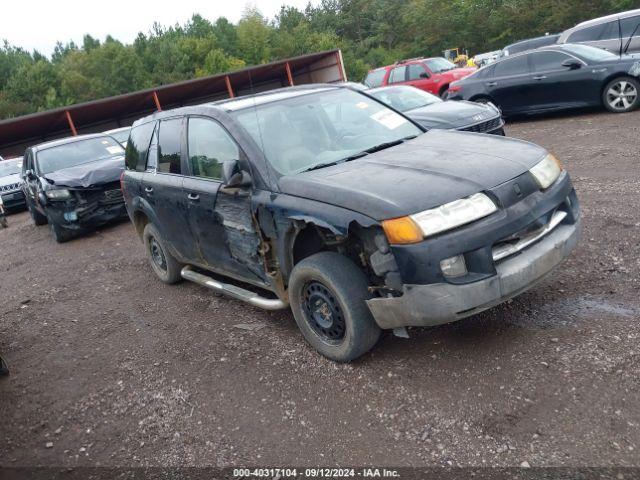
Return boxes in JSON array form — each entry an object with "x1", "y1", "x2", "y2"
[
  {"x1": 448, "y1": 43, "x2": 640, "y2": 115},
  {"x1": 365, "y1": 9, "x2": 640, "y2": 118}
]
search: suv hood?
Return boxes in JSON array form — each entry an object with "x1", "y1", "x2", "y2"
[
  {"x1": 0, "y1": 173, "x2": 21, "y2": 187},
  {"x1": 43, "y1": 156, "x2": 125, "y2": 188},
  {"x1": 407, "y1": 101, "x2": 499, "y2": 129},
  {"x1": 278, "y1": 131, "x2": 546, "y2": 220}
]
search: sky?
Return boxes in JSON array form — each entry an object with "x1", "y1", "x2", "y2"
[{"x1": 1, "y1": 0, "x2": 317, "y2": 56}]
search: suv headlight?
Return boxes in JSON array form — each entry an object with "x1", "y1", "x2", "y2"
[
  {"x1": 382, "y1": 193, "x2": 497, "y2": 244},
  {"x1": 529, "y1": 154, "x2": 562, "y2": 189},
  {"x1": 45, "y1": 189, "x2": 72, "y2": 200}
]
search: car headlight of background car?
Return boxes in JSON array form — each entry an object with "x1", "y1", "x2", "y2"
[
  {"x1": 382, "y1": 193, "x2": 498, "y2": 245},
  {"x1": 529, "y1": 154, "x2": 562, "y2": 189},
  {"x1": 45, "y1": 189, "x2": 72, "y2": 200}
]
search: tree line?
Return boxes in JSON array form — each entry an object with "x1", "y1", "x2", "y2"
[{"x1": 1, "y1": 0, "x2": 638, "y2": 119}]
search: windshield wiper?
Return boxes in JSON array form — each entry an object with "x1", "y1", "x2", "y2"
[
  {"x1": 364, "y1": 135, "x2": 417, "y2": 155},
  {"x1": 303, "y1": 161, "x2": 340, "y2": 172}
]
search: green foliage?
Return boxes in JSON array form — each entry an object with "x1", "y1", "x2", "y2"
[{"x1": 1, "y1": 0, "x2": 640, "y2": 118}]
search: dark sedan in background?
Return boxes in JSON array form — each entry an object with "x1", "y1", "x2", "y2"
[
  {"x1": 0, "y1": 157, "x2": 26, "y2": 210},
  {"x1": 448, "y1": 44, "x2": 640, "y2": 115},
  {"x1": 368, "y1": 85, "x2": 505, "y2": 134}
]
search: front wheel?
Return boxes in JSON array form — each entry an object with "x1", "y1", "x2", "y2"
[
  {"x1": 47, "y1": 215, "x2": 73, "y2": 243},
  {"x1": 289, "y1": 252, "x2": 381, "y2": 362},
  {"x1": 602, "y1": 77, "x2": 640, "y2": 113},
  {"x1": 27, "y1": 197, "x2": 47, "y2": 226}
]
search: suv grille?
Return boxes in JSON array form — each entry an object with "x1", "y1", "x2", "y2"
[
  {"x1": 0, "y1": 182, "x2": 21, "y2": 193},
  {"x1": 458, "y1": 116, "x2": 502, "y2": 133}
]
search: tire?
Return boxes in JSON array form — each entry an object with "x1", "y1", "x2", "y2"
[
  {"x1": 602, "y1": 76, "x2": 640, "y2": 113},
  {"x1": 47, "y1": 215, "x2": 73, "y2": 243},
  {"x1": 143, "y1": 223, "x2": 183, "y2": 284},
  {"x1": 27, "y1": 197, "x2": 47, "y2": 226},
  {"x1": 289, "y1": 252, "x2": 381, "y2": 362}
]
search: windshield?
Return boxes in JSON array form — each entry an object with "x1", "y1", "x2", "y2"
[
  {"x1": 425, "y1": 58, "x2": 457, "y2": 73},
  {"x1": 0, "y1": 160, "x2": 21, "y2": 177},
  {"x1": 370, "y1": 86, "x2": 441, "y2": 112},
  {"x1": 37, "y1": 137, "x2": 124, "y2": 174},
  {"x1": 231, "y1": 89, "x2": 422, "y2": 175},
  {"x1": 109, "y1": 130, "x2": 130, "y2": 144},
  {"x1": 563, "y1": 44, "x2": 618, "y2": 62}
]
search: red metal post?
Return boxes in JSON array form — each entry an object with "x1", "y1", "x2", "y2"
[
  {"x1": 285, "y1": 62, "x2": 294, "y2": 86},
  {"x1": 335, "y1": 51, "x2": 345, "y2": 82},
  {"x1": 65, "y1": 110, "x2": 77, "y2": 136},
  {"x1": 225, "y1": 76, "x2": 235, "y2": 98},
  {"x1": 152, "y1": 91, "x2": 162, "y2": 111}
]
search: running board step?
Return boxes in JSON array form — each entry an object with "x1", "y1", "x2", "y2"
[{"x1": 180, "y1": 266, "x2": 288, "y2": 311}]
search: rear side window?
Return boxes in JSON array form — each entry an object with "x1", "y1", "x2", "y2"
[
  {"x1": 494, "y1": 55, "x2": 529, "y2": 76},
  {"x1": 388, "y1": 66, "x2": 406, "y2": 84},
  {"x1": 621, "y1": 16, "x2": 640, "y2": 37},
  {"x1": 187, "y1": 117, "x2": 239, "y2": 180},
  {"x1": 568, "y1": 21, "x2": 618, "y2": 42},
  {"x1": 158, "y1": 118, "x2": 183, "y2": 174},
  {"x1": 364, "y1": 69, "x2": 386, "y2": 87},
  {"x1": 125, "y1": 121, "x2": 155, "y2": 171}
]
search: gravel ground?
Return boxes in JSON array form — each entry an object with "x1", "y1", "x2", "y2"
[{"x1": 1, "y1": 109, "x2": 639, "y2": 470}]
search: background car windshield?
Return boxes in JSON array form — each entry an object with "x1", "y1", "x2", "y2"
[
  {"x1": 0, "y1": 161, "x2": 21, "y2": 176},
  {"x1": 564, "y1": 44, "x2": 618, "y2": 62},
  {"x1": 232, "y1": 89, "x2": 421, "y2": 175},
  {"x1": 370, "y1": 86, "x2": 441, "y2": 112},
  {"x1": 37, "y1": 137, "x2": 124, "y2": 174},
  {"x1": 424, "y1": 58, "x2": 456, "y2": 72}
]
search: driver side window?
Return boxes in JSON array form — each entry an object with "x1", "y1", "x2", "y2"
[
  {"x1": 187, "y1": 117, "x2": 239, "y2": 181},
  {"x1": 407, "y1": 64, "x2": 427, "y2": 80}
]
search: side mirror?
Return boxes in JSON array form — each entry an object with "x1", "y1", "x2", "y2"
[
  {"x1": 419, "y1": 72, "x2": 430, "y2": 79},
  {"x1": 24, "y1": 169, "x2": 35, "y2": 180},
  {"x1": 221, "y1": 160, "x2": 251, "y2": 188},
  {"x1": 561, "y1": 58, "x2": 582, "y2": 70}
]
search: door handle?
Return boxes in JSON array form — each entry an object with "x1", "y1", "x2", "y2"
[
  {"x1": 486, "y1": 82, "x2": 498, "y2": 87},
  {"x1": 187, "y1": 193, "x2": 200, "y2": 201},
  {"x1": 533, "y1": 75, "x2": 547, "y2": 80},
  {"x1": 144, "y1": 186, "x2": 154, "y2": 193}
]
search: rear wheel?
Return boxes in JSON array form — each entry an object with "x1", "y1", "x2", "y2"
[
  {"x1": 289, "y1": 252, "x2": 381, "y2": 362},
  {"x1": 143, "y1": 223, "x2": 183, "y2": 284},
  {"x1": 602, "y1": 76, "x2": 640, "y2": 113}
]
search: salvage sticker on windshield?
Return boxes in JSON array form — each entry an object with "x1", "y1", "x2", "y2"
[
  {"x1": 106, "y1": 146, "x2": 122, "y2": 154},
  {"x1": 356, "y1": 101, "x2": 369, "y2": 109},
  {"x1": 370, "y1": 110, "x2": 408, "y2": 130}
]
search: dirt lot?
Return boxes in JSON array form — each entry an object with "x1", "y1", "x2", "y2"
[{"x1": 1, "y1": 109, "x2": 639, "y2": 471}]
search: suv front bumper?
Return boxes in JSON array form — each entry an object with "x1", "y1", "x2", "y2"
[{"x1": 366, "y1": 217, "x2": 580, "y2": 329}]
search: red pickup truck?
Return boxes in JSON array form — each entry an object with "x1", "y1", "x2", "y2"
[{"x1": 364, "y1": 57, "x2": 477, "y2": 98}]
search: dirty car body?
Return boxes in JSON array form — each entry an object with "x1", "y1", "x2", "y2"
[
  {"x1": 122, "y1": 85, "x2": 580, "y2": 362},
  {"x1": 22, "y1": 134, "x2": 127, "y2": 242}
]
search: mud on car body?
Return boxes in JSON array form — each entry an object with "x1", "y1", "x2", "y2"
[
  {"x1": 122, "y1": 85, "x2": 580, "y2": 362},
  {"x1": 22, "y1": 134, "x2": 127, "y2": 242}
]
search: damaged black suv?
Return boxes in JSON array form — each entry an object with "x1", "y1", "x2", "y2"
[
  {"x1": 122, "y1": 85, "x2": 580, "y2": 362},
  {"x1": 22, "y1": 134, "x2": 127, "y2": 242}
]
